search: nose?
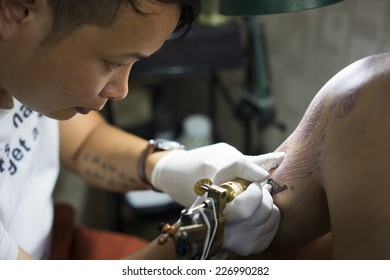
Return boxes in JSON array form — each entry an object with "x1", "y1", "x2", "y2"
[{"x1": 100, "y1": 65, "x2": 132, "y2": 101}]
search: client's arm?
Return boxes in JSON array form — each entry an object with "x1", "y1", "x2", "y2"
[{"x1": 256, "y1": 53, "x2": 390, "y2": 259}]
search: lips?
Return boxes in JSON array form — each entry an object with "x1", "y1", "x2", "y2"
[{"x1": 75, "y1": 107, "x2": 91, "y2": 115}]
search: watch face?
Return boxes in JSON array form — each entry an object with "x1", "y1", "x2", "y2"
[{"x1": 154, "y1": 139, "x2": 185, "y2": 151}]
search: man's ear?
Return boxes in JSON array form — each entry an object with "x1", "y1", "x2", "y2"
[{"x1": 0, "y1": 0, "x2": 32, "y2": 40}]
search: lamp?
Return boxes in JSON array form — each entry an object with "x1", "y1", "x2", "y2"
[{"x1": 219, "y1": 0, "x2": 344, "y2": 16}]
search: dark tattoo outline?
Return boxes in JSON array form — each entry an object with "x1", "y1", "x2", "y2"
[
  {"x1": 274, "y1": 86, "x2": 360, "y2": 184},
  {"x1": 82, "y1": 153, "x2": 137, "y2": 191},
  {"x1": 328, "y1": 89, "x2": 359, "y2": 118}
]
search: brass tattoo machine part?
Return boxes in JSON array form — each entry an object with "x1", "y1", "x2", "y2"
[{"x1": 157, "y1": 178, "x2": 284, "y2": 259}]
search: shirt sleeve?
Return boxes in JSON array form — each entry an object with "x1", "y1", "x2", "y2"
[{"x1": 0, "y1": 221, "x2": 19, "y2": 260}]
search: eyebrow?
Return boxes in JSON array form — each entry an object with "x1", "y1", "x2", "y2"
[{"x1": 118, "y1": 52, "x2": 149, "y2": 61}]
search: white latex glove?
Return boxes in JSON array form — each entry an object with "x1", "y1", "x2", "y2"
[
  {"x1": 222, "y1": 182, "x2": 280, "y2": 256},
  {"x1": 151, "y1": 142, "x2": 285, "y2": 207}
]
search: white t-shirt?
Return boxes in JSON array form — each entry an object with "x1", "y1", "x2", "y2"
[{"x1": 0, "y1": 99, "x2": 59, "y2": 259}]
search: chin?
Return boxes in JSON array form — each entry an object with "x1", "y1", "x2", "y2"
[{"x1": 44, "y1": 109, "x2": 77, "y2": 120}]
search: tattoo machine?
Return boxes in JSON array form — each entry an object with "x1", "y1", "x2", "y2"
[{"x1": 157, "y1": 178, "x2": 280, "y2": 259}]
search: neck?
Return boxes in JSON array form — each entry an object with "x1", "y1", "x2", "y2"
[{"x1": 0, "y1": 87, "x2": 14, "y2": 109}]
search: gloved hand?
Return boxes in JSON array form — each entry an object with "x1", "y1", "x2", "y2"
[
  {"x1": 151, "y1": 142, "x2": 285, "y2": 207},
  {"x1": 222, "y1": 182, "x2": 280, "y2": 256}
]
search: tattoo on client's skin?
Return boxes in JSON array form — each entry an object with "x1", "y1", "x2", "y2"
[
  {"x1": 328, "y1": 89, "x2": 358, "y2": 118},
  {"x1": 295, "y1": 94, "x2": 327, "y2": 143},
  {"x1": 82, "y1": 153, "x2": 137, "y2": 191},
  {"x1": 270, "y1": 88, "x2": 361, "y2": 203},
  {"x1": 273, "y1": 94, "x2": 327, "y2": 188}
]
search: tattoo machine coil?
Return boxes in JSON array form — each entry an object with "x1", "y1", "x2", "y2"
[{"x1": 157, "y1": 178, "x2": 252, "y2": 259}]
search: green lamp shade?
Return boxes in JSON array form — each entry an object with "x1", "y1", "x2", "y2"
[{"x1": 219, "y1": 0, "x2": 344, "y2": 16}]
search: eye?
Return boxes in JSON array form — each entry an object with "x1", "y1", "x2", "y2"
[
  {"x1": 104, "y1": 58, "x2": 140, "y2": 72},
  {"x1": 103, "y1": 60, "x2": 124, "y2": 71},
  {"x1": 109, "y1": 63, "x2": 123, "y2": 70}
]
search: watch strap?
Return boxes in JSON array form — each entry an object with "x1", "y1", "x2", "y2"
[
  {"x1": 137, "y1": 139, "x2": 184, "y2": 192},
  {"x1": 137, "y1": 140, "x2": 162, "y2": 192}
]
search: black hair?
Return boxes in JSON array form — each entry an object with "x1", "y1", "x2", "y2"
[{"x1": 42, "y1": 0, "x2": 201, "y2": 45}]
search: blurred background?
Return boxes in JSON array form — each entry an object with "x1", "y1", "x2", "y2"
[{"x1": 54, "y1": 0, "x2": 390, "y2": 240}]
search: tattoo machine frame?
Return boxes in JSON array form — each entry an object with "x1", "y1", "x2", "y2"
[{"x1": 158, "y1": 178, "x2": 281, "y2": 259}]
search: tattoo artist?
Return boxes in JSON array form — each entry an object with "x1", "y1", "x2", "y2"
[{"x1": 0, "y1": 0, "x2": 284, "y2": 259}]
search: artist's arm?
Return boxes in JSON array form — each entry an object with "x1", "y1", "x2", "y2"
[
  {"x1": 123, "y1": 238, "x2": 176, "y2": 260},
  {"x1": 17, "y1": 247, "x2": 34, "y2": 260},
  {"x1": 59, "y1": 111, "x2": 168, "y2": 192}
]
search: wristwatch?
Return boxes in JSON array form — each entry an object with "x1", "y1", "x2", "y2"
[{"x1": 137, "y1": 139, "x2": 185, "y2": 191}]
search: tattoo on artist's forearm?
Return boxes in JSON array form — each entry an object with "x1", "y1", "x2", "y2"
[{"x1": 82, "y1": 153, "x2": 137, "y2": 190}]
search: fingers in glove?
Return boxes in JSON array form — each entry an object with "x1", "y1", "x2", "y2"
[
  {"x1": 262, "y1": 183, "x2": 273, "y2": 193},
  {"x1": 223, "y1": 204, "x2": 281, "y2": 256},
  {"x1": 266, "y1": 204, "x2": 281, "y2": 232},
  {"x1": 253, "y1": 187, "x2": 276, "y2": 225},
  {"x1": 238, "y1": 186, "x2": 279, "y2": 228},
  {"x1": 211, "y1": 160, "x2": 269, "y2": 185},
  {"x1": 224, "y1": 183, "x2": 263, "y2": 223},
  {"x1": 250, "y1": 203, "x2": 281, "y2": 235},
  {"x1": 223, "y1": 220, "x2": 278, "y2": 255},
  {"x1": 245, "y1": 152, "x2": 285, "y2": 171},
  {"x1": 227, "y1": 186, "x2": 277, "y2": 227}
]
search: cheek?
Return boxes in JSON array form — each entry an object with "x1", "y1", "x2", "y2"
[
  {"x1": 61, "y1": 71, "x2": 108, "y2": 100},
  {"x1": 30, "y1": 49, "x2": 108, "y2": 105}
]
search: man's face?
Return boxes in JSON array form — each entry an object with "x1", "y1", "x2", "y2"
[{"x1": 0, "y1": 1, "x2": 180, "y2": 119}]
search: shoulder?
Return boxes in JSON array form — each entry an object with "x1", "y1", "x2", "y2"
[
  {"x1": 320, "y1": 53, "x2": 390, "y2": 258},
  {"x1": 322, "y1": 52, "x2": 390, "y2": 95}
]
